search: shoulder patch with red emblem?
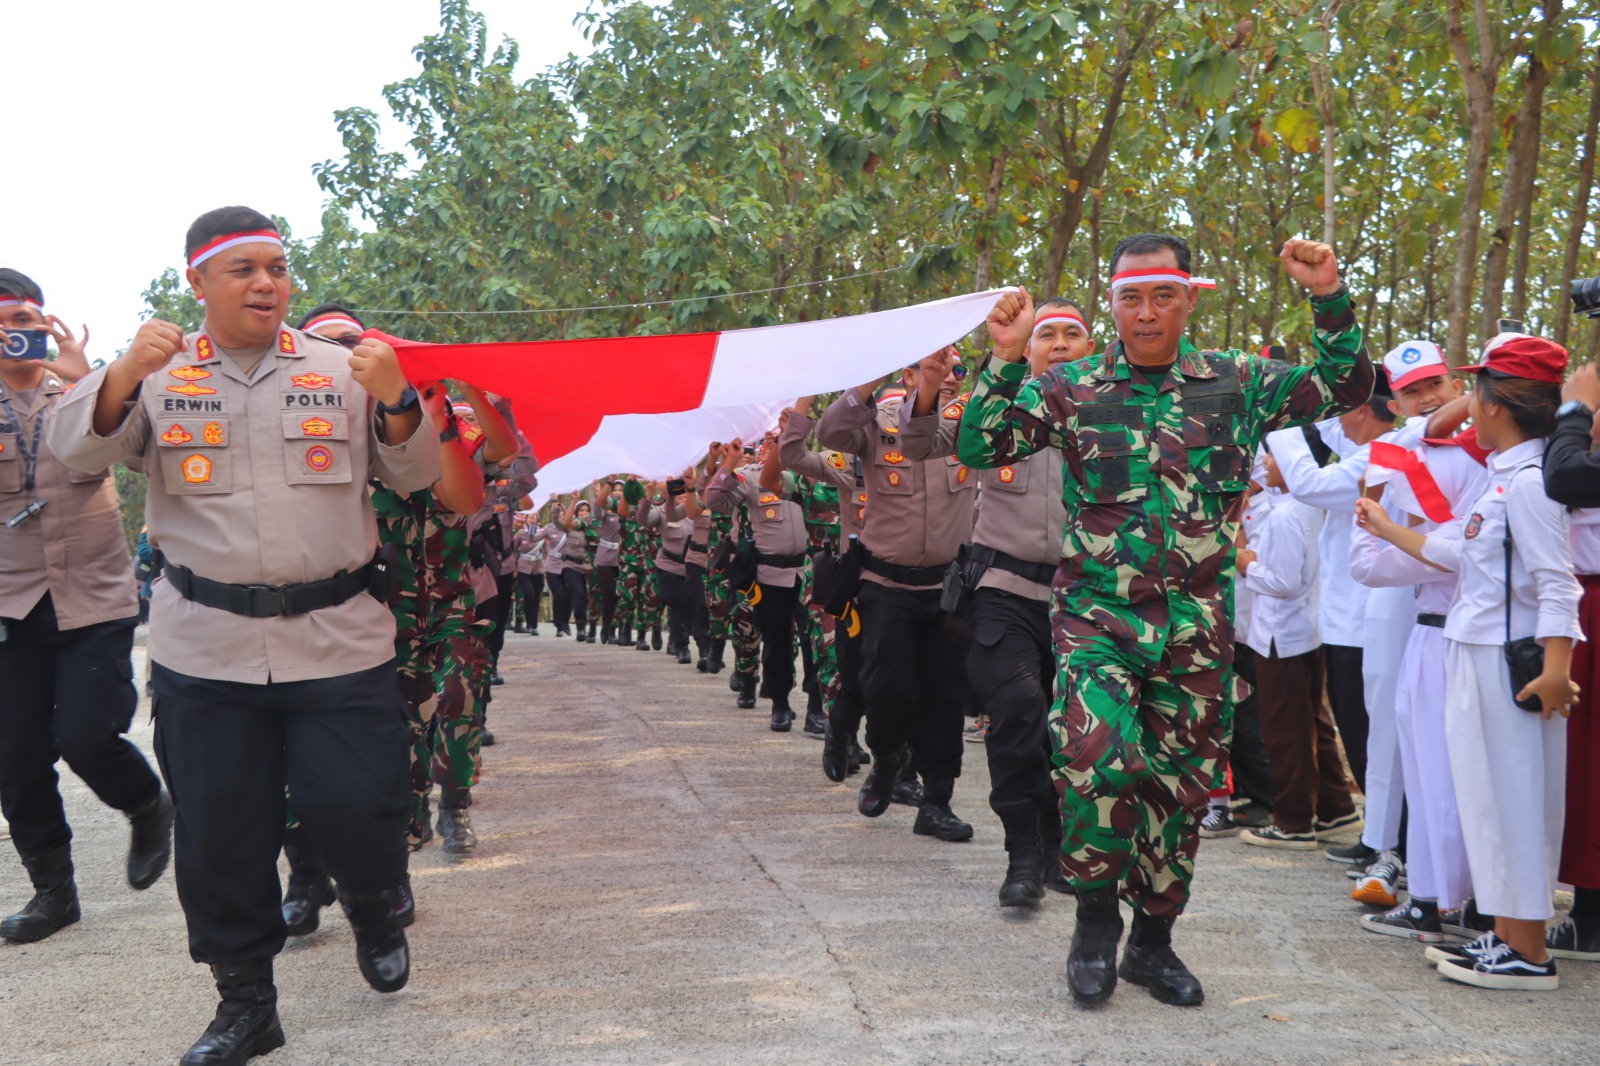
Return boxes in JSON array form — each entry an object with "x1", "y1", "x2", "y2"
[
  {"x1": 278, "y1": 330, "x2": 296, "y2": 354},
  {"x1": 824, "y1": 451, "x2": 846, "y2": 470},
  {"x1": 194, "y1": 336, "x2": 215, "y2": 361},
  {"x1": 942, "y1": 400, "x2": 966, "y2": 420}
]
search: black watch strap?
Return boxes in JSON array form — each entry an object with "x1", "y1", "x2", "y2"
[{"x1": 378, "y1": 386, "x2": 420, "y2": 416}]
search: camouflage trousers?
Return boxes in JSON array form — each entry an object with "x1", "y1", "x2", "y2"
[
  {"x1": 1052, "y1": 628, "x2": 1229, "y2": 919},
  {"x1": 638, "y1": 565, "x2": 663, "y2": 631},
  {"x1": 800, "y1": 563, "x2": 840, "y2": 711},
  {"x1": 394, "y1": 595, "x2": 490, "y2": 849},
  {"x1": 707, "y1": 570, "x2": 760, "y2": 676},
  {"x1": 616, "y1": 554, "x2": 643, "y2": 631}
]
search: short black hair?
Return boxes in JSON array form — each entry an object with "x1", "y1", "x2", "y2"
[
  {"x1": 296, "y1": 303, "x2": 365, "y2": 331},
  {"x1": 1366, "y1": 396, "x2": 1397, "y2": 423},
  {"x1": 1039, "y1": 296, "x2": 1086, "y2": 316},
  {"x1": 185, "y1": 206, "x2": 278, "y2": 263},
  {"x1": 0, "y1": 268, "x2": 43, "y2": 306},
  {"x1": 1108, "y1": 233, "x2": 1191, "y2": 276}
]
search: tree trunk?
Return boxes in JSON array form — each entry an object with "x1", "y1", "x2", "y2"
[
  {"x1": 972, "y1": 152, "x2": 1009, "y2": 292},
  {"x1": 1087, "y1": 190, "x2": 1103, "y2": 318},
  {"x1": 1443, "y1": 0, "x2": 1505, "y2": 367},
  {"x1": 1556, "y1": 52, "x2": 1600, "y2": 351}
]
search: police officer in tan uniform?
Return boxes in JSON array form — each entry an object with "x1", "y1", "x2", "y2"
[
  {"x1": 48, "y1": 207, "x2": 439, "y2": 1066},
  {"x1": 641, "y1": 481, "x2": 697, "y2": 662},
  {"x1": 0, "y1": 268, "x2": 174, "y2": 945},
  {"x1": 817, "y1": 349, "x2": 978, "y2": 842},
  {"x1": 960, "y1": 299, "x2": 1091, "y2": 908}
]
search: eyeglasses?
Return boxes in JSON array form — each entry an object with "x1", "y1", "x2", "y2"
[{"x1": 331, "y1": 334, "x2": 362, "y2": 349}]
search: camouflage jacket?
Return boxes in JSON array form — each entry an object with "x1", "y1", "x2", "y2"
[
  {"x1": 954, "y1": 289, "x2": 1373, "y2": 666},
  {"x1": 372, "y1": 485, "x2": 476, "y2": 610}
]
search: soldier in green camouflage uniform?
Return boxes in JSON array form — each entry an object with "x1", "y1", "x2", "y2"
[
  {"x1": 798, "y1": 475, "x2": 843, "y2": 733},
  {"x1": 955, "y1": 235, "x2": 1372, "y2": 1007},
  {"x1": 615, "y1": 480, "x2": 648, "y2": 646},
  {"x1": 704, "y1": 479, "x2": 762, "y2": 702}
]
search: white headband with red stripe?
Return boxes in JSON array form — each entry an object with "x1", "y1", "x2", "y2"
[
  {"x1": 304, "y1": 313, "x2": 364, "y2": 335},
  {"x1": 1109, "y1": 268, "x2": 1217, "y2": 291},
  {"x1": 188, "y1": 229, "x2": 284, "y2": 268},
  {"x1": 1031, "y1": 308, "x2": 1090, "y2": 337},
  {"x1": 0, "y1": 296, "x2": 43, "y2": 312}
]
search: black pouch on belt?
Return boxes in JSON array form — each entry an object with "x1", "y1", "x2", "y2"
[
  {"x1": 939, "y1": 544, "x2": 970, "y2": 615},
  {"x1": 368, "y1": 542, "x2": 402, "y2": 604},
  {"x1": 822, "y1": 536, "x2": 864, "y2": 619}
]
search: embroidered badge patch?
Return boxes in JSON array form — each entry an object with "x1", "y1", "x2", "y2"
[
  {"x1": 887, "y1": 471, "x2": 902, "y2": 487},
  {"x1": 884, "y1": 452, "x2": 905, "y2": 464},
  {"x1": 304, "y1": 445, "x2": 335, "y2": 472},
  {"x1": 301, "y1": 417, "x2": 334, "y2": 438},
  {"x1": 1465, "y1": 512, "x2": 1484, "y2": 539},
  {"x1": 759, "y1": 493, "x2": 780, "y2": 505},
  {"x1": 943, "y1": 402, "x2": 964, "y2": 420},
  {"x1": 278, "y1": 331, "x2": 296, "y2": 354},
  {"x1": 765, "y1": 508, "x2": 777, "y2": 519},
  {"x1": 957, "y1": 466, "x2": 970, "y2": 483},
  {"x1": 166, "y1": 381, "x2": 217, "y2": 397},
  {"x1": 160, "y1": 424, "x2": 193, "y2": 445},
  {"x1": 181, "y1": 454, "x2": 212, "y2": 484},
  {"x1": 825, "y1": 451, "x2": 847, "y2": 470},
  {"x1": 169, "y1": 365, "x2": 211, "y2": 382},
  {"x1": 998, "y1": 467, "x2": 1016, "y2": 484},
  {"x1": 194, "y1": 337, "x2": 214, "y2": 361},
  {"x1": 201, "y1": 422, "x2": 225, "y2": 445},
  {"x1": 290, "y1": 372, "x2": 334, "y2": 390}
]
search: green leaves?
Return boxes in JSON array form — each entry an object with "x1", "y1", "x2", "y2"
[{"x1": 1274, "y1": 107, "x2": 1321, "y2": 153}]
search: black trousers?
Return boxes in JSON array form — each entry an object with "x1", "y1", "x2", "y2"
[
  {"x1": 550, "y1": 569, "x2": 572, "y2": 631},
  {"x1": 151, "y1": 660, "x2": 409, "y2": 964},
  {"x1": 831, "y1": 612, "x2": 866, "y2": 741},
  {"x1": 558, "y1": 569, "x2": 588, "y2": 633},
  {"x1": 754, "y1": 580, "x2": 801, "y2": 702},
  {"x1": 965, "y1": 588, "x2": 1056, "y2": 851},
  {"x1": 1227, "y1": 643, "x2": 1276, "y2": 811},
  {"x1": 595, "y1": 564, "x2": 620, "y2": 630},
  {"x1": 486, "y1": 572, "x2": 514, "y2": 665},
  {"x1": 0, "y1": 594, "x2": 159, "y2": 856},
  {"x1": 656, "y1": 568, "x2": 690, "y2": 652},
  {"x1": 685, "y1": 564, "x2": 711, "y2": 643},
  {"x1": 518, "y1": 572, "x2": 545, "y2": 629},
  {"x1": 857, "y1": 581, "x2": 968, "y2": 783},
  {"x1": 1323, "y1": 643, "x2": 1368, "y2": 791}
]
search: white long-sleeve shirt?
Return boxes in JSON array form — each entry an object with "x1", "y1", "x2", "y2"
[
  {"x1": 1242, "y1": 494, "x2": 1323, "y2": 658},
  {"x1": 1422, "y1": 439, "x2": 1583, "y2": 645}
]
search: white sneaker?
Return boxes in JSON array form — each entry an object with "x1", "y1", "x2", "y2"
[{"x1": 1352, "y1": 852, "x2": 1404, "y2": 908}]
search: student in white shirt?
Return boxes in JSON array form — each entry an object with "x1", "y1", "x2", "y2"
[
  {"x1": 1357, "y1": 334, "x2": 1580, "y2": 991},
  {"x1": 1237, "y1": 453, "x2": 1358, "y2": 849},
  {"x1": 1350, "y1": 435, "x2": 1487, "y2": 941}
]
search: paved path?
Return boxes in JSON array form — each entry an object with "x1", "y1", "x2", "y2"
[{"x1": 2, "y1": 632, "x2": 1596, "y2": 1065}]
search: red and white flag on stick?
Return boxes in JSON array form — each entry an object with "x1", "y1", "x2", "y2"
[{"x1": 369, "y1": 288, "x2": 1009, "y2": 494}]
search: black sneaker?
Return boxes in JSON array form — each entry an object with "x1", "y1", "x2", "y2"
[
  {"x1": 1441, "y1": 897, "x2": 1493, "y2": 940},
  {"x1": 1437, "y1": 936, "x2": 1559, "y2": 991},
  {"x1": 1198, "y1": 808, "x2": 1239, "y2": 838},
  {"x1": 1239, "y1": 825, "x2": 1317, "y2": 850},
  {"x1": 1425, "y1": 931, "x2": 1497, "y2": 967},
  {"x1": 1326, "y1": 840, "x2": 1378, "y2": 866},
  {"x1": 1313, "y1": 811, "x2": 1363, "y2": 838},
  {"x1": 1545, "y1": 914, "x2": 1600, "y2": 962},
  {"x1": 1360, "y1": 899, "x2": 1445, "y2": 943},
  {"x1": 1230, "y1": 801, "x2": 1272, "y2": 829}
]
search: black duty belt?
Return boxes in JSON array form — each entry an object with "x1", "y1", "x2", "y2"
[
  {"x1": 164, "y1": 561, "x2": 371, "y2": 619},
  {"x1": 688, "y1": 540, "x2": 708, "y2": 554},
  {"x1": 663, "y1": 542, "x2": 690, "y2": 564},
  {"x1": 757, "y1": 551, "x2": 808, "y2": 569},
  {"x1": 1416, "y1": 613, "x2": 1447, "y2": 629},
  {"x1": 862, "y1": 550, "x2": 951, "y2": 587},
  {"x1": 561, "y1": 553, "x2": 587, "y2": 564},
  {"x1": 968, "y1": 543, "x2": 1058, "y2": 586}
]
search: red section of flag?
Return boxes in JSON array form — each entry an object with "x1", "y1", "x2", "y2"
[
  {"x1": 368, "y1": 329, "x2": 720, "y2": 464},
  {"x1": 1368, "y1": 440, "x2": 1455, "y2": 523}
]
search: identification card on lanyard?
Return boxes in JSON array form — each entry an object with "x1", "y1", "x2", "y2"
[{"x1": 0, "y1": 393, "x2": 44, "y2": 493}]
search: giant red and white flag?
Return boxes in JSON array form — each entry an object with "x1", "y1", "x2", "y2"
[{"x1": 370, "y1": 288, "x2": 1008, "y2": 491}]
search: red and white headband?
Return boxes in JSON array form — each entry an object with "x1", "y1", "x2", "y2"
[
  {"x1": 1032, "y1": 308, "x2": 1090, "y2": 337},
  {"x1": 0, "y1": 296, "x2": 42, "y2": 312},
  {"x1": 188, "y1": 229, "x2": 284, "y2": 268},
  {"x1": 1109, "y1": 268, "x2": 1217, "y2": 292},
  {"x1": 303, "y1": 313, "x2": 364, "y2": 335}
]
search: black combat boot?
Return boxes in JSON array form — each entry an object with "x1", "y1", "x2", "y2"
[
  {"x1": 998, "y1": 820, "x2": 1046, "y2": 908},
  {"x1": 736, "y1": 673, "x2": 758, "y2": 709},
  {"x1": 651, "y1": 626, "x2": 663, "y2": 651},
  {"x1": 181, "y1": 960, "x2": 284, "y2": 1065},
  {"x1": 339, "y1": 889, "x2": 411, "y2": 993},
  {"x1": 1067, "y1": 886, "x2": 1124, "y2": 1004},
  {"x1": 675, "y1": 641, "x2": 693, "y2": 665},
  {"x1": 1, "y1": 845, "x2": 80, "y2": 943},
  {"x1": 803, "y1": 688, "x2": 827, "y2": 736},
  {"x1": 601, "y1": 624, "x2": 614, "y2": 645},
  {"x1": 126, "y1": 788, "x2": 175, "y2": 890},
  {"x1": 821, "y1": 722, "x2": 851, "y2": 783},
  {"x1": 618, "y1": 624, "x2": 631, "y2": 646},
  {"x1": 391, "y1": 873, "x2": 416, "y2": 929},
  {"x1": 696, "y1": 638, "x2": 710, "y2": 672},
  {"x1": 890, "y1": 758, "x2": 925, "y2": 807},
  {"x1": 850, "y1": 739, "x2": 869, "y2": 771},
  {"x1": 588, "y1": 622, "x2": 598, "y2": 643},
  {"x1": 769, "y1": 695, "x2": 794, "y2": 732},
  {"x1": 1119, "y1": 910, "x2": 1204, "y2": 1006},
  {"x1": 857, "y1": 747, "x2": 907, "y2": 818},
  {"x1": 912, "y1": 779, "x2": 974, "y2": 842},
  {"x1": 636, "y1": 631, "x2": 650, "y2": 651},
  {"x1": 437, "y1": 789, "x2": 477, "y2": 856},
  {"x1": 1040, "y1": 815, "x2": 1073, "y2": 895},
  {"x1": 708, "y1": 638, "x2": 726, "y2": 674},
  {"x1": 280, "y1": 827, "x2": 336, "y2": 937}
]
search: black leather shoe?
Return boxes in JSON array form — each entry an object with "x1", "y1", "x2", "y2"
[
  {"x1": 1120, "y1": 913, "x2": 1204, "y2": 1006},
  {"x1": 1068, "y1": 888, "x2": 1124, "y2": 1005},
  {"x1": 913, "y1": 803, "x2": 974, "y2": 842},
  {"x1": 437, "y1": 806, "x2": 478, "y2": 856},
  {"x1": 736, "y1": 674, "x2": 758, "y2": 709},
  {"x1": 676, "y1": 646, "x2": 693, "y2": 665},
  {"x1": 576, "y1": 628, "x2": 588, "y2": 643},
  {"x1": 340, "y1": 891, "x2": 410, "y2": 993},
  {"x1": 1, "y1": 845, "x2": 79, "y2": 944},
  {"x1": 769, "y1": 698, "x2": 793, "y2": 732},
  {"x1": 803, "y1": 708, "x2": 827, "y2": 737},
  {"x1": 822, "y1": 725, "x2": 850, "y2": 782},
  {"x1": 490, "y1": 671, "x2": 506, "y2": 684},
  {"x1": 999, "y1": 850, "x2": 1046, "y2": 908},
  {"x1": 391, "y1": 874, "x2": 415, "y2": 929},
  {"x1": 588, "y1": 623, "x2": 598, "y2": 643},
  {"x1": 651, "y1": 628, "x2": 663, "y2": 651},
  {"x1": 480, "y1": 728, "x2": 496, "y2": 747},
  {"x1": 281, "y1": 834, "x2": 336, "y2": 938},
  {"x1": 857, "y1": 749, "x2": 906, "y2": 818},
  {"x1": 182, "y1": 961, "x2": 284, "y2": 1065},
  {"x1": 635, "y1": 635, "x2": 649, "y2": 651},
  {"x1": 127, "y1": 789, "x2": 175, "y2": 890}
]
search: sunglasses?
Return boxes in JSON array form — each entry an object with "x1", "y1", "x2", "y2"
[
  {"x1": 331, "y1": 334, "x2": 362, "y2": 349},
  {"x1": 952, "y1": 365, "x2": 968, "y2": 380}
]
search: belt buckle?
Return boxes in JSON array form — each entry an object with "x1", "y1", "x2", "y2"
[{"x1": 247, "y1": 584, "x2": 287, "y2": 617}]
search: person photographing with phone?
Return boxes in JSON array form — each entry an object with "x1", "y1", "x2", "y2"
[{"x1": 0, "y1": 267, "x2": 174, "y2": 948}]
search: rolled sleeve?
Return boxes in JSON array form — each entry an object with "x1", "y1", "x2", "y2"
[
  {"x1": 370, "y1": 407, "x2": 440, "y2": 494},
  {"x1": 44, "y1": 365, "x2": 150, "y2": 472},
  {"x1": 816, "y1": 391, "x2": 876, "y2": 455}
]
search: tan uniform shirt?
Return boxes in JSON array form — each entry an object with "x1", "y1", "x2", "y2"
[
  {"x1": 705, "y1": 466, "x2": 809, "y2": 588},
  {"x1": 971, "y1": 448, "x2": 1067, "y2": 602},
  {"x1": 644, "y1": 497, "x2": 693, "y2": 576},
  {"x1": 0, "y1": 375, "x2": 138, "y2": 629},
  {"x1": 817, "y1": 392, "x2": 976, "y2": 589},
  {"x1": 47, "y1": 326, "x2": 439, "y2": 683},
  {"x1": 685, "y1": 510, "x2": 711, "y2": 569}
]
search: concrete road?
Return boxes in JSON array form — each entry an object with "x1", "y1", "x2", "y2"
[{"x1": 2, "y1": 631, "x2": 1595, "y2": 1066}]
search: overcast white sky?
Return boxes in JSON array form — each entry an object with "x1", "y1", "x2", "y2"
[{"x1": 8, "y1": 1, "x2": 594, "y2": 352}]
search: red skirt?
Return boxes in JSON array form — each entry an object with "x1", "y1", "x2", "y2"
[{"x1": 1562, "y1": 575, "x2": 1600, "y2": 887}]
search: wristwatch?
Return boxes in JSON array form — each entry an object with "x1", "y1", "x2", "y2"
[
  {"x1": 438, "y1": 414, "x2": 460, "y2": 443},
  {"x1": 1556, "y1": 399, "x2": 1593, "y2": 420},
  {"x1": 377, "y1": 386, "x2": 420, "y2": 416}
]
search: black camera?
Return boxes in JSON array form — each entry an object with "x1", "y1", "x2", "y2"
[
  {"x1": 666, "y1": 477, "x2": 687, "y2": 496},
  {"x1": 1571, "y1": 276, "x2": 1600, "y2": 319}
]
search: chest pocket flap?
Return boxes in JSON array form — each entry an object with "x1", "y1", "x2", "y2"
[
  {"x1": 1179, "y1": 360, "x2": 1249, "y2": 491},
  {"x1": 283, "y1": 409, "x2": 353, "y2": 485},
  {"x1": 1072, "y1": 402, "x2": 1148, "y2": 505},
  {"x1": 155, "y1": 415, "x2": 232, "y2": 495}
]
